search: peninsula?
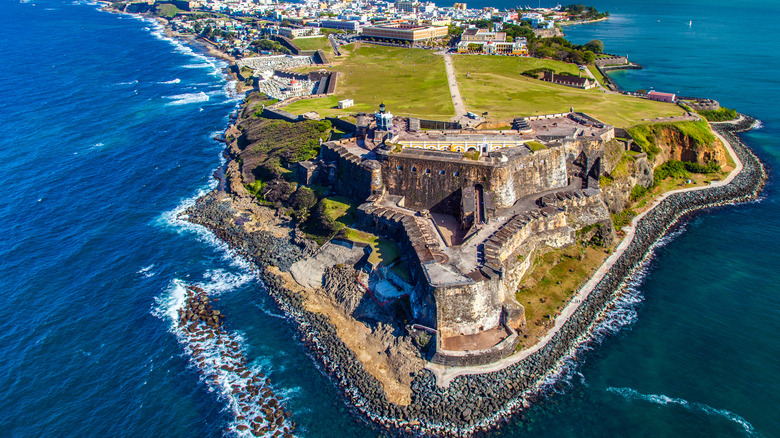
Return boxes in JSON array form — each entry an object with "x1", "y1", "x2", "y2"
[{"x1": 107, "y1": 1, "x2": 767, "y2": 436}]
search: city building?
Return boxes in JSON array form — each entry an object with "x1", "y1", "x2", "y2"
[
  {"x1": 460, "y1": 28, "x2": 507, "y2": 42},
  {"x1": 457, "y1": 29, "x2": 528, "y2": 56},
  {"x1": 362, "y1": 22, "x2": 448, "y2": 42},
  {"x1": 319, "y1": 19, "x2": 361, "y2": 32}
]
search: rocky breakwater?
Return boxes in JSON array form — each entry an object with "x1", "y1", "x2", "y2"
[{"x1": 175, "y1": 285, "x2": 294, "y2": 437}]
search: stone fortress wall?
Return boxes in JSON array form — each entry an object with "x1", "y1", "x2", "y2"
[
  {"x1": 376, "y1": 146, "x2": 569, "y2": 212},
  {"x1": 309, "y1": 111, "x2": 618, "y2": 366}
]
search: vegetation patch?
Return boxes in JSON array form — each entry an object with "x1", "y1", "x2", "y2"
[
  {"x1": 628, "y1": 121, "x2": 716, "y2": 160},
  {"x1": 525, "y1": 140, "x2": 547, "y2": 152},
  {"x1": 698, "y1": 107, "x2": 739, "y2": 122},
  {"x1": 515, "y1": 244, "x2": 610, "y2": 350},
  {"x1": 292, "y1": 36, "x2": 332, "y2": 52},
  {"x1": 342, "y1": 228, "x2": 401, "y2": 267},
  {"x1": 238, "y1": 110, "x2": 332, "y2": 179},
  {"x1": 154, "y1": 3, "x2": 186, "y2": 18},
  {"x1": 287, "y1": 45, "x2": 454, "y2": 119},
  {"x1": 611, "y1": 209, "x2": 637, "y2": 229},
  {"x1": 653, "y1": 159, "x2": 721, "y2": 186}
]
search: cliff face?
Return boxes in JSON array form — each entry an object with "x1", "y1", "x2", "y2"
[
  {"x1": 601, "y1": 153, "x2": 654, "y2": 214},
  {"x1": 629, "y1": 121, "x2": 727, "y2": 167},
  {"x1": 653, "y1": 126, "x2": 727, "y2": 166}
]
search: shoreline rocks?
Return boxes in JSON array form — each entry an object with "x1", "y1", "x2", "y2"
[
  {"x1": 182, "y1": 119, "x2": 765, "y2": 437},
  {"x1": 176, "y1": 285, "x2": 295, "y2": 437}
]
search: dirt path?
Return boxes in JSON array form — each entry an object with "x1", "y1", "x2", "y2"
[{"x1": 441, "y1": 52, "x2": 467, "y2": 121}]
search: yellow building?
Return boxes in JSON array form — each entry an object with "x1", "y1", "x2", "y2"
[{"x1": 457, "y1": 40, "x2": 528, "y2": 56}]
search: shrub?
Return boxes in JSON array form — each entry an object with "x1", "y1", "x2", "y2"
[
  {"x1": 654, "y1": 160, "x2": 690, "y2": 185},
  {"x1": 630, "y1": 184, "x2": 648, "y2": 201},
  {"x1": 612, "y1": 209, "x2": 637, "y2": 229},
  {"x1": 698, "y1": 107, "x2": 738, "y2": 122}
]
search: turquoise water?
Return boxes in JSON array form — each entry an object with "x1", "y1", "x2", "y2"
[{"x1": 0, "y1": 0, "x2": 777, "y2": 437}]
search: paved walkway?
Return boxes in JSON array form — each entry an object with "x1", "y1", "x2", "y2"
[
  {"x1": 427, "y1": 124, "x2": 744, "y2": 386},
  {"x1": 441, "y1": 52, "x2": 468, "y2": 122}
]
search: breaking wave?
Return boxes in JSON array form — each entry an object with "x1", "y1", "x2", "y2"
[
  {"x1": 165, "y1": 92, "x2": 209, "y2": 106},
  {"x1": 607, "y1": 387, "x2": 760, "y2": 437}
]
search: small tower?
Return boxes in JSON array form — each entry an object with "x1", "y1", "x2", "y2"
[{"x1": 375, "y1": 103, "x2": 393, "y2": 131}]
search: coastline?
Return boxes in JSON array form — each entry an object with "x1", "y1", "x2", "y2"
[
  {"x1": 182, "y1": 99, "x2": 765, "y2": 436},
  {"x1": 103, "y1": 4, "x2": 768, "y2": 435},
  {"x1": 558, "y1": 16, "x2": 610, "y2": 26}
]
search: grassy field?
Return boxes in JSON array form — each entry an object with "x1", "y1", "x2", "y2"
[
  {"x1": 283, "y1": 44, "x2": 454, "y2": 120},
  {"x1": 293, "y1": 36, "x2": 333, "y2": 52},
  {"x1": 451, "y1": 55, "x2": 681, "y2": 127},
  {"x1": 587, "y1": 65, "x2": 608, "y2": 87},
  {"x1": 515, "y1": 245, "x2": 610, "y2": 350}
]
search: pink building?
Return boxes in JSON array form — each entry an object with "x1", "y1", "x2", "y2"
[{"x1": 647, "y1": 91, "x2": 676, "y2": 103}]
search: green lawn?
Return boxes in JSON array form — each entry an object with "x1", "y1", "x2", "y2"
[
  {"x1": 343, "y1": 228, "x2": 401, "y2": 266},
  {"x1": 293, "y1": 36, "x2": 333, "y2": 52},
  {"x1": 587, "y1": 65, "x2": 608, "y2": 87},
  {"x1": 322, "y1": 195, "x2": 357, "y2": 227},
  {"x1": 283, "y1": 44, "x2": 454, "y2": 120},
  {"x1": 451, "y1": 55, "x2": 681, "y2": 127},
  {"x1": 155, "y1": 4, "x2": 187, "y2": 18}
]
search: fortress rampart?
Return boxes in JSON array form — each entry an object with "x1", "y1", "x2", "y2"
[
  {"x1": 308, "y1": 112, "x2": 615, "y2": 366},
  {"x1": 375, "y1": 146, "x2": 568, "y2": 212}
]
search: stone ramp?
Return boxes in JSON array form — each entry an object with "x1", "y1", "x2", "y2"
[{"x1": 289, "y1": 241, "x2": 366, "y2": 289}]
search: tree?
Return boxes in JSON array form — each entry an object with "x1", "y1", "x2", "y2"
[
  {"x1": 583, "y1": 39, "x2": 604, "y2": 53},
  {"x1": 471, "y1": 19, "x2": 493, "y2": 29},
  {"x1": 290, "y1": 186, "x2": 317, "y2": 218},
  {"x1": 306, "y1": 201, "x2": 338, "y2": 236},
  {"x1": 583, "y1": 50, "x2": 595, "y2": 63}
]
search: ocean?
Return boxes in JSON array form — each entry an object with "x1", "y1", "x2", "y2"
[{"x1": 0, "y1": 0, "x2": 777, "y2": 437}]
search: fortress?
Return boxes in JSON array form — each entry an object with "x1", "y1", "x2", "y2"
[{"x1": 297, "y1": 105, "x2": 616, "y2": 366}]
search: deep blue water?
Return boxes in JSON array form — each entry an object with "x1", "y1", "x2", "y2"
[{"x1": 1, "y1": 0, "x2": 777, "y2": 437}]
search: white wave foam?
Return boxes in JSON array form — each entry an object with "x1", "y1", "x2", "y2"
[
  {"x1": 752, "y1": 119, "x2": 763, "y2": 130},
  {"x1": 158, "y1": 78, "x2": 181, "y2": 84},
  {"x1": 165, "y1": 92, "x2": 209, "y2": 106},
  {"x1": 116, "y1": 79, "x2": 138, "y2": 86},
  {"x1": 137, "y1": 264, "x2": 156, "y2": 278},
  {"x1": 198, "y1": 269, "x2": 254, "y2": 295},
  {"x1": 154, "y1": 174, "x2": 255, "y2": 275},
  {"x1": 607, "y1": 387, "x2": 760, "y2": 436},
  {"x1": 152, "y1": 278, "x2": 188, "y2": 323},
  {"x1": 183, "y1": 62, "x2": 214, "y2": 69}
]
